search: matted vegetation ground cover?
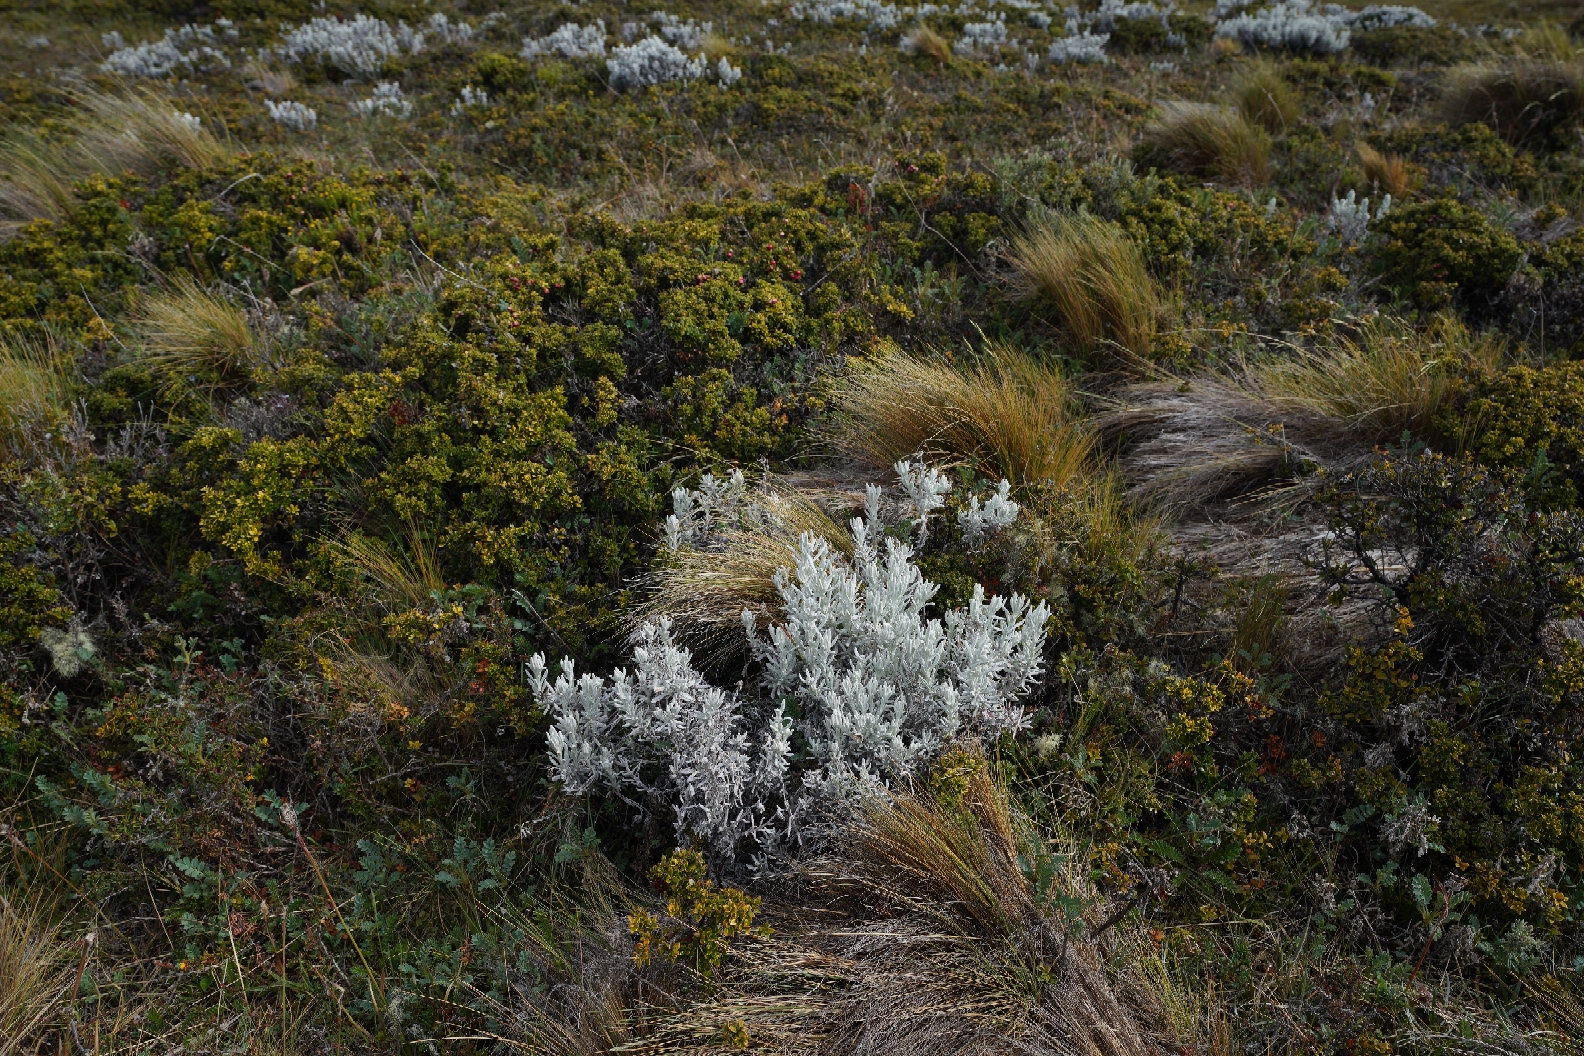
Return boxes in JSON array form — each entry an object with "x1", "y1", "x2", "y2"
[{"x1": 3, "y1": 0, "x2": 1584, "y2": 1050}]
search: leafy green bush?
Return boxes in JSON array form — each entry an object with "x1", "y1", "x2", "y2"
[
  {"x1": 1460, "y1": 360, "x2": 1584, "y2": 507},
  {"x1": 1368, "y1": 197, "x2": 1525, "y2": 312}
]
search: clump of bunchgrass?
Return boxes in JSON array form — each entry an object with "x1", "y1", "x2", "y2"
[
  {"x1": 1231, "y1": 59, "x2": 1299, "y2": 134},
  {"x1": 0, "y1": 88, "x2": 230, "y2": 231},
  {"x1": 1007, "y1": 215, "x2": 1160, "y2": 361},
  {"x1": 1441, "y1": 30, "x2": 1583, "y2": 148},
  {"x1": 826, "y1": 341, "x2": 1092, "y2": 487},
  {"x1": 903, "y1": 23, "x2": 954, "y2": 64},
  {"x1": 76, "y1": 88, "x2": 231, "y2": 176},
  {"x1": 0, "y1": 135, "x2": 81, "y2": 227},
  {"x1": 1136, "y1": 102, "x2": 1271, "y2": 187},
  {"x1": 638, "y1": 483, "x2": 852, "y2": 649},
  {"x1": 1357, "y1": 142, "x2": 1411, "y2": 196},
  {"x1": 0, "y1": 891, "x2": 76, "y2": 1056},
  {"x1": 136, "y1": 279, "x2": 265, "y2": 398},
  {"x1": 0, "y1": 333, "x2": 72, "y2": 444},
  {"x1": 1238, "y1": 315, "x2": 1503, "y2": 445}
]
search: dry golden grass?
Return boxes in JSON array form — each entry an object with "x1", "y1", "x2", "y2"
[
  {"x1": 331, "y1": 523, "x2": 447, "y2": 614},
  {"x1": 242, "y1": 59, "x2": 299, "y2": 95},
  {"x1": 1139, "y1": 102, "x2": 1271, "y2": 187},
  {"x1": 1356, "y1": 142, "x2": 1411, "y2": 197},
  {"x1": 0, "y1": 135, "x2": 81, "y2": 227},
  {"x1": 1007, "y1": 215, "x2": 1160, "y2": 361},
  {"x1": 1239, "y1": 316, "x2": 1503, "y2": 445},
  {"x1": 844, "y1": 754, "x2": 1037, "y2": 939},
  {"x1": 0, "y1": 89, "x2": 230, "y2": 231},
  {"x1": 701, "y1": 32, "x2": 736, "y2": 63},
  {"x1": 1442, "y1": 39, "x2": 1583, "y2": 147},
  {"x1": 639, "y1": 485, "x2": 851, "y2": 651},
  {"x1": 77, "y1": 88, "x2": 231, "y2": 176},
  {"x1": 137, "y1": 278, "x2": 265, "y2": 396},
  {"x1": 0, "y1": 333, "x2": 71, "y2": 443},
  {"x1": 904, "y1": 23, "x2": 954, "y2": 64},
  {"x1": 1231, "y1": 60, "x2": 1299, "y2": 134},
  {"x1": 0, "y1": 893, "x2": 76, "y2": 1056},
  {"x1": 827, "y1": 342, "x2": 1092, "y2": 488}
]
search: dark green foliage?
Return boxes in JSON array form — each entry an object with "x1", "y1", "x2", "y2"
[
  {"x1": 1461, "y1": 360, "x2": 1584, "y2": 508},
  {"x1": 1368, "y1": 197, "x2": 1526, "y2": 313}
]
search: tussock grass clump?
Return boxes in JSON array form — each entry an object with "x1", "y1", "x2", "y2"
[
  {"x1": 0, "y1": 893, "x2": 76, "y2": 1056},
  {"x1": 827, "y1": 342, "x2": 1092, "y2": 487},
  {"x1": 1137, "y1": 102, "x2": 1271, "y2": 187},
  {"x1": 1008, "y1": 215, "x2": 1160, "y2": 361},
  {"x1": 639, "y1": 485, "x2": 851, "y2": 646},
  {"x1": 77, "y1": 89, "x2": 231, "y2": 176},
  {"x1": 330, "y1": 523, "x2": 447, "y2": 614},
  {"x1": 1356, "y1": 142, "x2": 1411, "y2": 196},
  {"x1": 1241, "y1": 316, "x2": 1503, "y2": 444},
  {"x1": 0, "y1": 333, "x2": 72, "y2": 443},
  {"x1": 137, "y1": 279, "x2": 265, "y2": 396},
  {"x1": 0, "y1": 89, "x2": 230, "y2": 229},
  {"x1": 903, "y1": 23, "x2": 954, "y2": 64},
  {"x1": 1442, "y1": 33, "x2": 1584, "y2": 148},
  {"x1": 1231, "y1": 60, "x2": 1299, "y2": 134},
  {"x1": 0, "y1": 136, "x2": 81, "y2": 227}
]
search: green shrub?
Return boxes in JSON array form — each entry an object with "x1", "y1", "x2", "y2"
[
  {"x1": 628, "y1": 848, "x2": 766, "y2": 976},
  {"x1": 1461, "y1": 360, "x2": 1584, "y2": 508},
  {"x1": 1368, "y1": 197, "x2": 1525, "y2": 313}
]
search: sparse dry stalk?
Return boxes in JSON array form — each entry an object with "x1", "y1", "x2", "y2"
[{"x1": 1008, "y1": 216, "x2": 1160, "y2": 361}]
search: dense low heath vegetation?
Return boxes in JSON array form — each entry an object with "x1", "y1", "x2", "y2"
[{"x1": 4, "y1": 0, "x2": 1584, "y2": 1051}]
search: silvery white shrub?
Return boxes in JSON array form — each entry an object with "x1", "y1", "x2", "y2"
[
  {"x1": 278, "y1": 14, "x2": 424, "y2": 79},
  {"x1": 788, "y1": 0, "x2": 903, "y2": 30},
  {"x1": 424, "y1": 12, "x2": 475, "y2": 45},
  {"x1": 717, "y1": 56, "x2": 744, "y2": 87},
  {"x1": 1048, "y1": 31, "x2": 1111, "y2": 62},
  {"x1": 955, "y1": 18, "x2": 1009, "y2": 56},
  {"x1": 1091, "y1": 0, "x2": 1171, "y2": 31},
  {"x1": 959, "y1": 480, "x2": 1020, "y2": 546},
  {"x1": 264, "y1": 99, "x2": 317, "y2": 131},
  {"x1": 535, "y1": 486, "x2": 1049, "y2": 864},
  {"x1": 103, "y1": 24, "x2": 231, "y2": 78},
  {"x1": 1326, "y1": 188, "x2": 1391, "y2": 244},
  {"x1": 654, "y1": 12, "x2": 711, "y2": 51},
  {"x1": 607, "y1": 36, "x2": 707, "y2": 91},
  {"x1": 450, "y1": 85, "x2": 490, "y2": 114},
  {"x1": 351, "y1": 81, "x2": 413, "y2": 119},
  {"x1": 1029, "y1": 11, "x2": 1053, "y2": 28},
  {"x1": 1213, "y1": 0, "x2": 1350, "y2": 54},
  {"x1": 1346, "y1": 4, "x2": 1435, "y2": 29},
  {"x1": 521, "y1": 20, "x2": 607, "y2": 59},
  {"x1": 895, "y1": 458, "x2": 952, "y2": 543}
]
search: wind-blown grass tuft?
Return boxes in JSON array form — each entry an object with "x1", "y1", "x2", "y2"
[
  {"x1": 1008, "y1": 215, "x2": 1160, "y2": 361},
  {"x1": 1231, "y1": 59, "x2": 1299, "y2": 133},
  {"x1": 0, "y1": 333, "x2": 72, "y2": 444},
  {"x1": 1137, "y1": 102, "x2": 1271, "y2": 187},
  {"x1": 0, "y1": 88, "x2": 230, "y2": 231},
  {"x1": 137, "y1": 279, "x2": 265, "y2": 398},
  {"x1": 826, "y1": 342, "x2": 1093, "y2": 487},
  {"x1": 1238, "y1": 315, "x2": 1503, "y2": 445},
  {"x1": 904, "y1": 23, "x2": 954, "y2": 64},
  {"x1": 1356, "y1": 142, "x2": 1411, "y2": 196},
  {"x1": 0, "y1": 892, "x2": 76, "y2": 1056}
]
